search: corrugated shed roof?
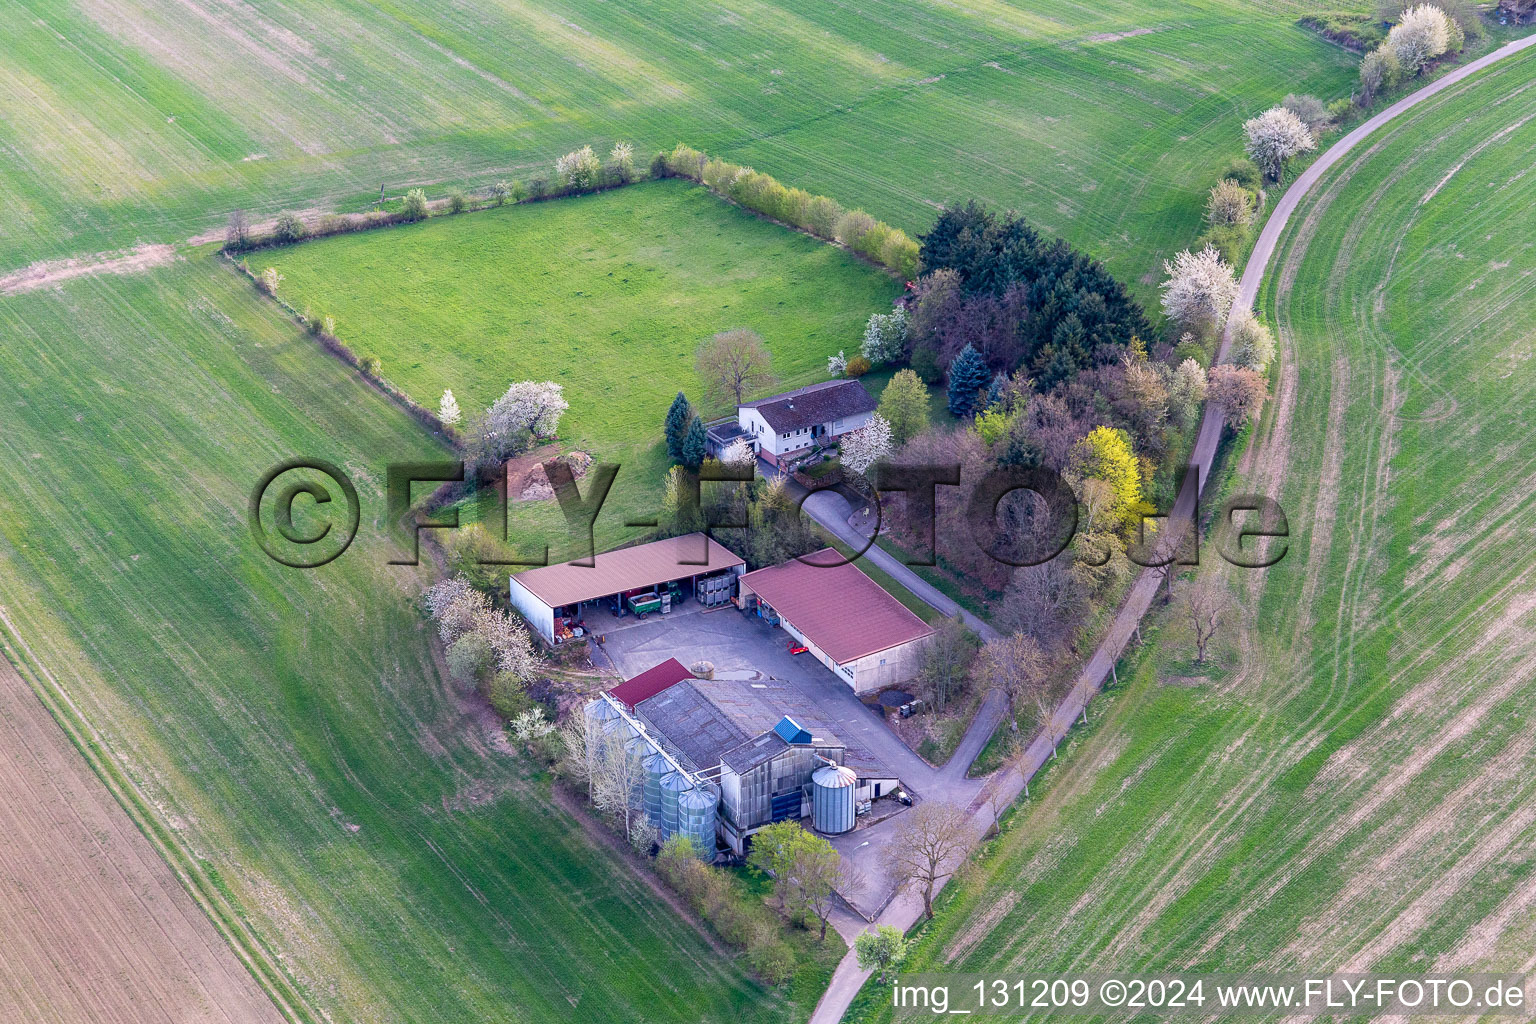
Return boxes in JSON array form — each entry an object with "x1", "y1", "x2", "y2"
[
  {"x1": 636, "y1": 679, "x2": 846, "y2": 774},
  {"x1": 740, "y1": 553, "x2": 935, "y2": 663},
  {"x1": 741, "y1": 379, "x2": 876, "y2": 434},
  {"x1": 608, "y1": 658, "x2": 691, "y2": 710},
  {"x1": 509, "y1": 533, "x2": 744, "y2": 608}
]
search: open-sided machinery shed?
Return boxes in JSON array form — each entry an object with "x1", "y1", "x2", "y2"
[{"x1": 508, "y1": 533, "x2": 745, "y2": 643}]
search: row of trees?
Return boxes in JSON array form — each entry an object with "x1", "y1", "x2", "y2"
[
  {"x1": 661, "y1": 144, "x2": 921, "y2": 277},
  {"x1": 1360, "y1": 4, "x2": 1470, "y2": 104}
]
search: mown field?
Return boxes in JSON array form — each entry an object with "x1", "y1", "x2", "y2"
[
  {"x1": 0, "y1": 260, "x2": 836, "y2": 1023},
  {"x1": 272, "y1": 178, "x2": 899, "y2": 554},
  {"x1": 1, "y1": 0, "x2": 1356, "y2": 289},
  {"x1": 848, "y1": 53, "x2": 1536, "y2": 1015}
]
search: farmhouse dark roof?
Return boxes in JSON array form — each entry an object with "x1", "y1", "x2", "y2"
[
  {"x1": 608, "y1": 658, "x2": 691, "y2": 710},
  {"x1": 740, "y1": 552, "x2": 935, "y2": 663},
  {"x1": 741, "y1": 379, "x2": 876, "y2": 433}
]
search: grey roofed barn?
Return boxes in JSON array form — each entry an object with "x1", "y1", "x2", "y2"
[
  {"x1": 739, "y1": 379, "x2": 876, "y2": 435},
  {"x1": 634, "y1": 678, "x2": 853, "y2": 774}
]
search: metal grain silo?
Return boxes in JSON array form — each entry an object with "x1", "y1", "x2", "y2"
[
  {"x1": 642, "y1": 751, "x2": 670, "y2": 828},
  {"x1": 659, "y1": 771, "x2": 691, "y2": 840},
  {"x1": 677, "y1": 784, "x2": 719, "y2": 858},
  {"x1": 811, "y1": 763, "x2": 857, "y2": 836}
]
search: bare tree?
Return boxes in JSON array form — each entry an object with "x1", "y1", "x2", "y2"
[
  {"x1": 1006, "y1": 734, "x2": 1032, "y2": 799},
  {"x1": 1178, "y1": 579, "x2": 1232, "y2": 664},
  {"x1": 975, "y1": 631, "x2": 1046, "y2": 731},
  {"x1": 801, "y1": 848, "x2": 866, "y2": 941},
  {"x1": 696, "y1": 328, "x2": 775, "y2": 408},
  {"x1": 557, "y1": 712, "x2": 598, "y2": 801},
  {"x1": 225, "y1": 209, "x2": 250, "y2": 251},
  {"x1": 591, "y1": 728, "x2": 645, "y2": 833},
  {"x1": 1033, "y1": 680, "x2": 1063, "y2": 760},
  {"x1": 887, "y1": 801, "x2": 969, "y2": 919},
  {"x1": 985, "y1": 781, "x2": 1008, "y2": 837},
  {"x1": 920, "y1": 613, "x2": 977, "y2": 713}
]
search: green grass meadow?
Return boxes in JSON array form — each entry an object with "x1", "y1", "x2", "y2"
[
  {"x1": 847, "y1": 53, "x2": 1536, "y2": 1017},
  {"x1": 271, "y1": 179, "x2": 900, "y2": 556}
]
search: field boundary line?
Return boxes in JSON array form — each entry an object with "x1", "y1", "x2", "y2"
[{"x1": 0, "y1": 605, "x2": 321, "y2": 1024}]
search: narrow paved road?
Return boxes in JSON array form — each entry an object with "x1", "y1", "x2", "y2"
[
  {"x1": 771, "y1": 460, "x2": 1002, "y2": 642},
  {"x1": 806, "y1": 34, "x2": 1536, "y2": 1024}
]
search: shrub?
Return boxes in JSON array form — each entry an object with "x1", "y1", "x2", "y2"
[
  {"x1": 489, "y1": 181, "x2": 511, "y2": 206},
  {"x1": 448, "y1": 189, "x2": 467, "y2": 214},
  {"x1": 485, "y1": 671, "x2": 534, "y2": 719},
  {"x1": 1196, "y1": 222, "x2": 1250, "y2": 265},
  {"x1": 446, "y1": 632, "x2": 494, "y2": 685},
  {"x1": 746, "y1": 933, "x2": 795, "y2": 986},
  {"x1": 1228, "y1": 308, "x2": 1277, "y2": 372},
  {"x1": 608, "y1": 141, "x2": 634, "y2": 183},
  {"x1": 257, "y1": 266, "x2": 283, "y2": 296},
  {"x1": 665, "y1": 143, "x2": 707, "y2": 180},
  {"x1": 1326, "y1": 97, "x2": 1353, "y2": 121},
  {"x1": 844, "y1": 355, "x2": 871, "y2": 378},
  {"x1": 780, "y1": 187, "x2": 812, "y2": 229},
  {"x1": 805, "y1": 195, "x2": 842, "y2": 239},
  {"x1": 1205, "y1": 179, "x2": 1254, "y2": 227},
  {"x1": 556, "y1": 145, "x2": 601, "y2": 190},
  {"x1": 1282, "y1": 93, "x2": 1333, "y2": 137},
  {"x1": 649, "y1": 150, "x2": 670, "y2": 178},
  {"x1": 402, "y1": 188, "x2": 430, "y2": 222},
  {"x1": 834, "y1": 209, "x2": 877, "y2": 249},
  {"x1": 1220, "y1": 157, "x2": 1265, "y2": 193},
  {"x1": 861, "y1": 308, "x2": 909, "y2": 365},
  {"x1": 273, "y1": 212, "x2": 307, "y2": 244},
  {"x1": 1359, "y1": 44, "x2": 1403, "y2": 104},
  {"x1": 881, "y1": 230, "x2": 921, "y2": 278},
  {"x1": 359, "y1": 355, "x2": 382, "y2": 376}
]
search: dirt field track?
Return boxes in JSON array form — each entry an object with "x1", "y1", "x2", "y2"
[{"x1": 0, "y1": 657, "x2": 281, "y2": 1024}]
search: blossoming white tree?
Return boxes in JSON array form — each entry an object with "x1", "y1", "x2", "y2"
[
  {"x1": 1160, "y1": 245, "x2": 1241, "y2": 337},
  {"x1": 1388, "y1": 4, "x2": 1453, "y2": 74},
  {"x1": 721, "y1": 438, "x2": 755, "y2": 468},
  {"x1": 439, "y1": 389, "x2": 461, "y2": 427},
  {"x1": 840, "y1": 414, "x2": 893, "y2": 475},
  {"x1": 1228, "y1": 308, "x2": 1277, "y2": 373},
  {"x1": 555, "y1": 145, "x2": 601, "y2": 190},
  {"x1": 1243, "y1": 106, "x2": 1316, "y2": 181},
  {"x1": 608, "y1": 141, "x2": 634, "y2": 181},
  {"x1": 827, "y1": 349, "x2": 848, "y2": 377}
]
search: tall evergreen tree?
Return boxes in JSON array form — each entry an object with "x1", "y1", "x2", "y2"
[
  {"x1": 680, "y1": 414, "x2": 709, "y2": 469},
  {"x1": 946, "y1": 344, "x2": 990, "y2": 419},
  {"x1": 664, "y1": 391, "x2": 693, "y2": 462}
]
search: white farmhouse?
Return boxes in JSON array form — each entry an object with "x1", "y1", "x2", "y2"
[{"x1": 708, "y1": 379, "x2": 877, "y2": 468}]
